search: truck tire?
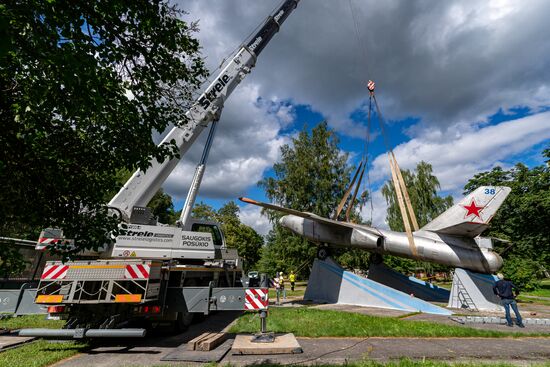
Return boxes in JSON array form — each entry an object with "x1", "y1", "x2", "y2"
[{"x1": 174, "y1": 311, "x2": 194, "y2": 333}]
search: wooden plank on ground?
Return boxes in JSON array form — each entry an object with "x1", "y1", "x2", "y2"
[
  {"x1": 186, "y1": 332, "x2": 214, "y2": 351},
  {"x1": 0, "y1": 335, "x2": 35, "y2": 350},
  {"x1": 198, "y1": 332, "x2": 227, "y2": 351}
]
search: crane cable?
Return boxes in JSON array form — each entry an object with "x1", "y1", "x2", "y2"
[
  {"x1": 372, "y1": 94, "x2": 419, "y2": 231},
  {"x1": 369, "y1": 85, "x2": 419, "y2": 256},
  {"x1": 346, "y1": 0, "x2": 374, "y2": 224},
  {"x1": 364, "y1": 84, "x2": 374, "y2": 223},
  {"x1": 347, "y1": 0, "x2": 419, "y2": 257}
]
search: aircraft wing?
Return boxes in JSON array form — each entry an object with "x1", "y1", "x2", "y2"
[{"x1": 239, "y1": 197, "x2": 381, "y2": 234}]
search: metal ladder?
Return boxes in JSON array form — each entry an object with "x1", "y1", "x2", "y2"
[{"x1": 453, "y1": 271, "x2": 478, "y2": 312}]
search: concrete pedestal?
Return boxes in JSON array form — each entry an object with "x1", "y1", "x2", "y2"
[
  {"x1": 305, "y1": 258, "x2": 452, "y2": 315},
  {"x1": 448, "y1": 268, "x2": 503, "y2": 312}
]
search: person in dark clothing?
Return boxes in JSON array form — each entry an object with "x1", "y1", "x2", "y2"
[{"x1": 493, "y1": 273, "x2": 525, "y2": 327}]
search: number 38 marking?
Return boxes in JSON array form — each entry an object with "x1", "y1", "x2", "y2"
[{"x1": 484, "y1": 188, "x2": 496, "y2": 195}]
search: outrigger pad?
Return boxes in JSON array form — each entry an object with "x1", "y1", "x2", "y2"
[{"x1": 232, "y1": 333, "x2": 302, "y2": 355}]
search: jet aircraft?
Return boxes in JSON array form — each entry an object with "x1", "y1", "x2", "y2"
[{"x1": 240, "y1": 186, "x2": 511, "y2": 274}]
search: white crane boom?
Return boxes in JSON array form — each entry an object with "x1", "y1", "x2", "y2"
[{"x1": 109, "y1": 0, "x2": 300, "y2": 221}]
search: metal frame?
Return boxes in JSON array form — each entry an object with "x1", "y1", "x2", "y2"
[
  {"x1": 35, "y1": 260, "x2": 163, "y2": 304},
  {"x1": 36, "y1": 278, "x2": 158, "y2": 304}
]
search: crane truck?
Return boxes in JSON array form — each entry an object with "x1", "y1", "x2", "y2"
[{"x1": 21, "y1": 0, "x2": 300, "y2": 339}]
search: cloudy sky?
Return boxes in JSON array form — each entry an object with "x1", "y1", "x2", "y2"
[{"x1": 165, "y1": 0, "x2": 550, "y2": 235}]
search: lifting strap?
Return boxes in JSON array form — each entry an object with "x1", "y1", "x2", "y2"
[
  {"x1": 346, "y1": 1, "x2": 418, "y2": 235},
  {"x1": 369, "y1": 81, "x2": 419, "y2": 256},
  {"x1": 391, "y1": 151, "x2": 419, "y2": 231}
]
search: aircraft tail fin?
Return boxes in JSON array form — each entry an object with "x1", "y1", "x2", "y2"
[{"x1": 421, "y1": 186, "x2": 511, "y2": 238}]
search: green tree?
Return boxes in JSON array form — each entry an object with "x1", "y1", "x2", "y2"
[
  {"x1": 258, "y1": 122, "x2": 368, "y2": 278},
  {"x1": 260, "y1": 122, "x2": 352, "y2": 218},
  {"x1": 382, "y1": 161, "x2": 453, "y2": 231},
  {"x1": 381, "y1": 161, "x2": 453, "y2": 274},
  {"x1": 0, "y1": 244, "x2": 28, "y2": 278},
  {"x1": 192, "y1": 201, "x2": 263, "y2": 271},
  {"x1": 464, "y1": 149, "x2": 550, "y2": 290},
  {"x1": 191, "y1": 202, "x2": 217, "y2": 221},
  {"x1": 217, "y1": 201, "x2": 263, "y2": 271},
  {"x1": 147, "y1": 188, "x2": 178, "y2": 225},
  {"x1": 0, "y1": 1, "x2": 208, "y2": 255}
]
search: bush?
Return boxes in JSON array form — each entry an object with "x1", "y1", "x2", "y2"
[{"x1": 503, "y1": 256, "x2": 542, "y2": 291}]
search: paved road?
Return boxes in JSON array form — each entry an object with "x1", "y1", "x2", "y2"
[
  {"x1": 225, "y1": 337, "x2": 550, "y2": 365},
  {"x1": 53, "y1": 308, "x2": 550, "y2": 367},
  {"x1": 55, "y1": 311, "x2": 241, "y2": 367},
  {"x1": 52, "y1": 302, "x2": 550, "y2": 366},
  {"x1": 55, "y1": 334, "x2": 550, "y2": 366}
]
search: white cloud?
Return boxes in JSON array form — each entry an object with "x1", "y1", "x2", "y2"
[
  {"x1": 365, "y1": 112, "x2": 550, "y2": 227},
  {"x1": 163, "y1": 84, "x2": 292, "y2": 200},
  {"x1": 178, "y1": 0, "x2": 550, "y2": 136},
  {"x1": 371, "y1": 112, "x2": 550, "y2": 190},
  {"x1": 162, "y1": 0, "x2": 550, "y2": 234},
  {"x1": 239, "y1": 204, "x2": 272, "y2": 237}
]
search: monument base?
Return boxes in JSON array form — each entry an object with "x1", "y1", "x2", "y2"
[
  {"x1": 305, "y1": 258, "x2": 452, "y2": 316},
  {"x1": 448, "y1": 268, "x2": 503, "y2": 312},
  {"x1": 367, "y1": 262, "x2": 450, "y2": 302}
]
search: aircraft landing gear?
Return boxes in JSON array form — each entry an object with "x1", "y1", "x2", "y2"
[
  {"x1": 370, "y1": 253, "x2": 384, "y2": 265},
  {"x1": 317, "y1": 246, "x2": 330, "y2": 260}
]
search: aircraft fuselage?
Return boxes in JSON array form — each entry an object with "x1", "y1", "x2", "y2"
[{"x1": 279, "y1": 215, "x2": 502, "y2": 274}]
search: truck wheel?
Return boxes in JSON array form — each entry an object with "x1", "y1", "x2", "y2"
[{"x1": 175, "y1": 311, "x2": 194, "y2": 333}]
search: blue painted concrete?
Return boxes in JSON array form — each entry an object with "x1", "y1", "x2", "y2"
[
  {"x1": 317, "y1": 260, "x2": 453, "y2": 316},
  {"x1": 368, "y1": 263, "x2": 450, "y2": 302}
]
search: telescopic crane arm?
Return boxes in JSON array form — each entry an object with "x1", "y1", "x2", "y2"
[{"x1": 109, "y1": 0, "x2": 300, "y2": 221}]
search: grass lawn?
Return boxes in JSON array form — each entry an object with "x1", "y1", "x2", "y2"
[
  {"x1": 0, "y1": 339, "x2": 85, "y2": 367},
  {"x1": 0, "y1": 316, "x2": 82, "y2": 367},
  {"x1": 230, "y1": 307, "x2": 549, "y2": 338},
  {"x1": 518, "y1": 296, "x2": 550, "y2": 307},
  {"x1": 0, "y1": 315, "x2": 64, "y2": 331},
  {"x1": 432, "y1": 281, "x2": 452, "y2": 290},
  {"x1": 268, "y1": 288, "x2": 306, "y2": 299},
  {"x1": 523, "y1": 279, "x2": 550, "y2": 298}
]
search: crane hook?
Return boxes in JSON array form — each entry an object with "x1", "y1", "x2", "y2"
[{"x1": 367, "y1": 80, "x2": 375, "y2": 96}]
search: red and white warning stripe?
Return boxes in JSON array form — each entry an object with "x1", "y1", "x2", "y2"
[
  {"x1": 41, "y1": 264, "x2": 69, "y2": 280},
  {"x1": 244, "y1": 288, "x2": 269, "y2": 310},
  {"x1": 124, "y1": 264, "x2": 150, "y2": 279},
  {"x1": 36, "y1": 237, "x2": 61, "y2": 250}
]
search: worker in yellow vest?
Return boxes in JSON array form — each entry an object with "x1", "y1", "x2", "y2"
[{"x1": 289, "y1": 270, "x2": 296, "y2": 291}]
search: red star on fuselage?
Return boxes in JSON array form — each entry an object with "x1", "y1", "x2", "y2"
[{"x1": 462, "y1": 199, "x2": 484, "y2": 220}]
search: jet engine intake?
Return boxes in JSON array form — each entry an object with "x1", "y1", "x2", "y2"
[{"x1": 350, "y1": 228, "x2": 382, "y2": 250}]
